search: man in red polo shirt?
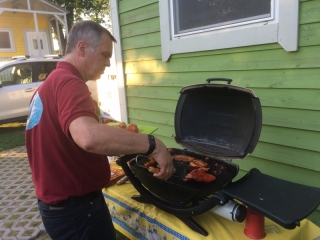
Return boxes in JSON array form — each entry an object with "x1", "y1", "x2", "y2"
[{"x1": 25, "y1": 20, "x2": 175, "y2": 240}]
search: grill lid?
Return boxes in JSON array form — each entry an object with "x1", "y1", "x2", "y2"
[{"x1": 174, "y1": 79, "x2": 262, "y2": 159}]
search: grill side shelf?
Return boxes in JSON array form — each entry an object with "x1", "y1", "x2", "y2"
[{"x1": 221, "y1": 168, "x2": 320, "y2": 229}]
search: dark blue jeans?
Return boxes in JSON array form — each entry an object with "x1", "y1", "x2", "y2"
[{"x1": 38, "y1": 191, "x2": 116, "y2": 240}]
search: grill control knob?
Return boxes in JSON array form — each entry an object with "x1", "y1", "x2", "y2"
[{"x1": 210, "y1": 200, "x2": 247, "y2": 223}]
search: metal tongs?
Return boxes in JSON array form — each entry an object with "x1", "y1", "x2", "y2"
[
  {"x1": 116, "y1": 175, "x2": 129, "y2": 185},
  {"x1": 135, "y1": 155, "x2": 155, "y2": 169},
  {"x1": 116, "y1": 155, "x2": 149, "y2": 185},
  {"x1": 116, "y1": 157, "x2": 135, "y2": 185}
]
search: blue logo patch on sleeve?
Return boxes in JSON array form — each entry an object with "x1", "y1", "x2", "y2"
[{"x1": 26, "y1": 92, "x2": 43, "y2": 130}]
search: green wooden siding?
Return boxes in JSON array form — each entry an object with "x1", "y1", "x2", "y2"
[{"x1": 117, "y1": 0, "x2": 320, "y2": 226}]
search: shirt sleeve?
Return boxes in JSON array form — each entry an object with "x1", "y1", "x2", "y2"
[{"x1": 56, "y1": 76, "x2": 99, "y2": 138}]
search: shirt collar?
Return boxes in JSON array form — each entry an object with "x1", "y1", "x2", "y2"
[{"x1": 56, "y1": 61, "x2": 84, "y2": 81}]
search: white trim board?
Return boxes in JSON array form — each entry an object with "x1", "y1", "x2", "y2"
[{"x1": 110, "y1": 0, "x2": 128, "y2": 123}]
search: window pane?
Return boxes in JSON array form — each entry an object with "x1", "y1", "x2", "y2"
[
  {"x1": 0, "y1": 67, "x2": 15, "y2": 86},
  {"x1": 0, "y1": 32, "x2": 12, "y2": 49},
  {"x1": 173, "y1": 0, "x2": 271, "y2": 35},
  {"x1": 33, "y1": 39, "x2": 44, "y2": 49}
]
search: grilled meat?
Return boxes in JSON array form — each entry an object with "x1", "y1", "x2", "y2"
[
  {"x1": 172, "y1": 155, "x2": 195, "y2": 162},
  {"x1": 190, "y1": 159, "x2": 208, "y2": 168},
  {"x1": 188, "y1": 166, "x2": 210, "y2": 171},
  {"x1": 184, "y1": 168, "x2": 216, "y2": 183},
  {"x1": 148, "y1": 166, "x2": 160, "y2": 173},
  {"x1": 144, "y1": 156, "x2": 156, "y2": 167}
]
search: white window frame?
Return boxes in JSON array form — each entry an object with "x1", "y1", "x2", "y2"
[
  {"x1": 159, "y1": 0, "x2": 299, "y2": 62},
  {"x1": 0, "y1": 28, "x2": 16, "y2": 52}
]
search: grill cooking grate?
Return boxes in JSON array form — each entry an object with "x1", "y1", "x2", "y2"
[{"x1": 131, "y1": 149, "x2": 238, "y2": 191}]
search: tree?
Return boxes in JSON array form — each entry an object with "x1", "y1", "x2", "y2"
[{"x1": 50, "y1": 0, "x2": 111, "y2": 55}]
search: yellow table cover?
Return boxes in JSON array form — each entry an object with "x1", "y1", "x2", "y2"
[{"x1": 103, "y1": 182, "x2": 320, "y2": 240}]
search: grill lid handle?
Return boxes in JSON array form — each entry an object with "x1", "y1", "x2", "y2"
[{"x1": 206, "y1": 78, "x2": 232, "y2": 84}]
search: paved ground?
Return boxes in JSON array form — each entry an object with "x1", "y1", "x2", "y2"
[
  {"x1": 0, "y1": 146, "x2": 46, "y2": 240},
  {"x1": 0, "y1": 146, "x2": 126, "y2": 240}
]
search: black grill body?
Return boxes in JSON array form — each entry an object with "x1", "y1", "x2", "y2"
[{"x1": 118, "y1": 79, "x2": 320, "y2": 237}]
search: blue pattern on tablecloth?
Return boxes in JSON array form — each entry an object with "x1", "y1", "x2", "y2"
[
  {"x1": 111, "y1": 216, "x2": 147, "y2": 240},
  {"x1": 103, "y1": 192, "x2": 189, "y2": 240}
]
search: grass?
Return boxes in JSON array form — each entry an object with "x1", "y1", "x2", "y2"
[
  {"x1": 0, "y1": 122, "x2": 26, "y2": 151},
  {"x1": 0, "y1": 122, "x2": 129, "y2": 240}
]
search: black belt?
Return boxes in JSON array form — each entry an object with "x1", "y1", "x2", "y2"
[{"x1": 40, "y1": 190, "x2": 102, "y2": 207}]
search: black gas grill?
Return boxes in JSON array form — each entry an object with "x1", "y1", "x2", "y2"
[
  {"x1": 131, "y1": 148, "x2": 238, "y2": 203},
  {"x1": 117, "y1": 78, "x2": 320, "y2": 237}
]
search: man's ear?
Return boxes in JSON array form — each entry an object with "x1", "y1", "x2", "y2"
[{"x1": 77, "y1": 41, "x2": 87, "y2": 57}]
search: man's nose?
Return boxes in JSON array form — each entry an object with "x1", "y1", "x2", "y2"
[{"x1": 105, "y1": 58, "x2": 110, "y2": 67}]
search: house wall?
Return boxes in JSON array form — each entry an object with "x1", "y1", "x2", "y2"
[
  {"x1": 116, "y1": 0, "x2": 320, "y2": 226},
  {"x1": 0, "y1": 10, "x2": 50, "y2": 58}
]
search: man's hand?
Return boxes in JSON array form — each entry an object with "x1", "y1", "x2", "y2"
[{"x1": 150, "y1": 139, "x2": 176, "y2": 180}]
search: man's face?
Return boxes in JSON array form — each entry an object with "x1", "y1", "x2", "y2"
[{"x1": 83, "y1": 33, "x2": 113, "y2": 81}]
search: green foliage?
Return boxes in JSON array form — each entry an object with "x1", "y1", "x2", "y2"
[
  {"x1": 50, "y1": 0, "x2": 111, "y2": 55},
  {"x1": 76, "y1": 0, "x2": 111, "y2": 23},
  {"x1": 51, "y1": 0, "x2": 110, "y2": 27}
]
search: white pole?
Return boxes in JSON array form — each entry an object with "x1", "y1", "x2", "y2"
[
  {"x1": 64, "y1": 14, "x2": 68, "y2": 40},
  {"x1": 110, "y1": 0, "x2": 128, "y2": 123},
  {"x1": 55, "y1": 18, "x2": 62, "y2": 55}
]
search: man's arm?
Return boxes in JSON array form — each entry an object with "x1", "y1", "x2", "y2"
[{"x1": 69, "y1": 116, "x2": 175, "y2": 179}]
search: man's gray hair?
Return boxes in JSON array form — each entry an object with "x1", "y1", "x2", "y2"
[{"x1": 65, "y1": 20, "x2": 116, "y2": 54}]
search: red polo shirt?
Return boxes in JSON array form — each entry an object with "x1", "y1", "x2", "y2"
[{"x1": 25, "y1": 61, "x2": 110, "y2": 204}]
